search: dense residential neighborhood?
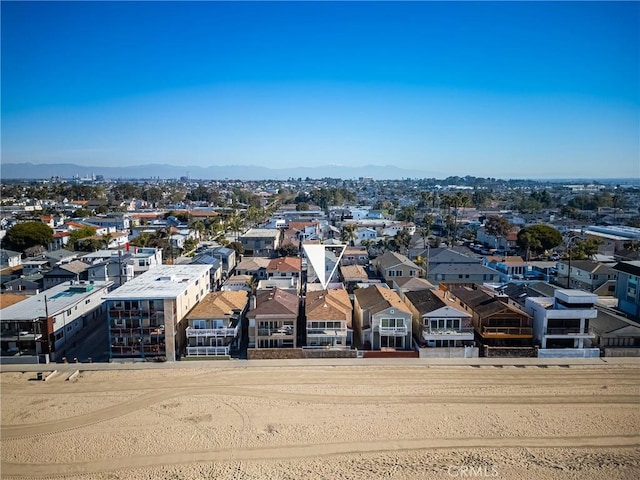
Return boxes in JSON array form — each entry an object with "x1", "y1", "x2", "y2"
[{"x1": 1, "y1": 175, "x2": 640, "y2": 363}]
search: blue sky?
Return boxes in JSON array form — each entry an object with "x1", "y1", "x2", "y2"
[{"x1": 2, "y1": 1, "x2": 638, "y2": 179}]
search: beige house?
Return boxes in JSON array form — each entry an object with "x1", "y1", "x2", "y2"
[
  {"x1": 240, "y1": 228, "x2": 282, "y2": 256},
  {"x1": 305, "y1": 289, "x2": 353, "y2": 349},
  {"x1": 185, "y1": 290, "x2": 249, "y2": 357},
  {"x1": 247, "y1": 287, "x2": 298, "y2": 348},
  {"x1": 374, "y1": 251, "x2": 422, "y2": 282},
  {"x1": 353, "y1": 285, "x2": 413, "y2": 350}
]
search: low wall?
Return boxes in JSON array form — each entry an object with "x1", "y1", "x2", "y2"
[
  {"x1": 0, "y1": 355, "x2": 40, "y2": 365},
  {"x1": 538, "y1": 348, "x2": 600, "y2": 358},
  {"x1": 248, "y1": 348, "x2": 358, "y2": 360},
  {"x1": 484, "y1": 346, "x2": 537, "y2": 358},
  {"x1": 363, "y1": 350, "x2": 419, "y2": 359},
  {"x1": 419, "y1": 347, "x2": 479, "y2": 358},
  {"x1": 604, "y1": 348, "x2": 640, "y2": 357}
]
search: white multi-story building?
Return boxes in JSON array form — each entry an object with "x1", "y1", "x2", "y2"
[{"x1": 525, "y1": 289, "x2": 599, "y2": 358}]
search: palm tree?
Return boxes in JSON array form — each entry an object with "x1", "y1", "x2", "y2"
[
  {"x1": 452, "y1": 191, "x2": 470, "y2": 243},
  {"x1": 414, "y1": 255, "x2": 427, "y2": 278},
  {"x1": 190, "y1": 220, "x2": 206, "y2": 241},
  {"x1": 227, "y1": 213, "x2": 245, "y2": 242},
  {"x1": 100, "y1": 232, "x2": 113, "y2": 250},
  {"x1": 341, "y1": 224, "x2": 357, "y2": 246},
  {"x1": 419, "y1": 214, "x2": 434, "y2": 248}
]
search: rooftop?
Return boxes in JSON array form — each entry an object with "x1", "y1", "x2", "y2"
[
  {"x1": 0, "y1": 280, "x2": 112, "y2": 321},
  {"x1": 104, "y1": 265, "x2": 211, "y2": 300}
]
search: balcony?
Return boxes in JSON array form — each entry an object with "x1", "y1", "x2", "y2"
[
  {"x1": 110, "y1": 344, "x2": 165, "y2": 356},
  {"x1": 423, "y1": 327, "x2": 474, "y2": 342},
  {"x1": 257, "y1": 326, "x2": 294, "y2": 337},
  {"x1": 545, "y1": 327, "x2": 595, "y2": 337},
  {"x1": 307, "y1": 327, "x2": 347, "y2": 337},
  {"x1": 186, "y1": 326, "x2": 239, "y2": 338},
  {"x1": 109, "y1": 309, "x2": 164, "y2": 319},
  {"x1": 377, "y1": 324, "x2": 408, "y2": 336},
  {"x1": 482, "y1": 326, "x2": 533, "y2": 337},
  {"x1": 186, "y1": 346, "x2": 230, "y2": 356},
  {"x1": 1, "y1": 330, "x2": 43, "y2": 342}
]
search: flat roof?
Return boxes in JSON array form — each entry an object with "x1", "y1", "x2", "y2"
[
  {"x1": 0, "y1": 280, "x2": 112, "y2": 321},
  {"x1": 105, "y1": 265, "x2": 211, "y2": 300}
]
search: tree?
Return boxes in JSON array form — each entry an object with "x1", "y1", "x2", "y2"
[
  {"x1": 278, "y1": 243, "x2": 299, "y2": 257},
  {"x1": 624, "y1": 240, "x2": 640, "y2": 260},
  {"x1": 393, "y1": 228, "x2": 412, "y2": 254},
  {"x1": 571, "y1": 238, "x2": 602, "y2": 260},
  {"x1": 3, "y1": 222, "x2": 54, "y2": 251},
  {"x1": 396, "y1": 205, "x2": 416, "y2": 223},
  {"x1": 101, "y1": 232, "x2": 113, "y2": 249},
  {"x1": 73, "y1": 208, "x2": 93, "y2": 218},
  {"x1": 517, "y1": 231, "x2": 542, "y2": 261},
  {"x1": 452, "y1": 191, "x2": 470, "y2": 241},
  {"x1": 416, "y1": 214, "x2": 434, "y2": 249},
  {"x1": 68, "y1": 226, "x2": 98, "y2": 251},
  {"x1": 516, "y1": 225, "x2": 562, "y2": 255},
  {"x1": 341, "y1": 224, "x2": 357, "y2": 246},
  {"x1": 229, "y1": 241, "x2": 244, "y2": 258},
  {"x1": 484, "y1": 216, "x2": 513, "y2": 238}
]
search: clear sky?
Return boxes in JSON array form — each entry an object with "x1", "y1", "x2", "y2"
[{"x1": 2, "y1": 1, "x2": 639, "y2": 179}]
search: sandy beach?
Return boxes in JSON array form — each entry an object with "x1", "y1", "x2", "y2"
[{"x1": 1, "y1": 361, "x2": 639, "y2": 479}]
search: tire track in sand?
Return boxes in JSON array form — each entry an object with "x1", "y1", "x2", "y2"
[{"x1": 2, "y1": 434, "x2": 638, "y2": 478}]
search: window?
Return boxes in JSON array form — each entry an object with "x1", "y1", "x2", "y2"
[
  {"x1": 627, "y1": 278, "x2": 637, "y2": 301},
  {"x1": 193, "y1": 320, "x2": 206, "y2": 329},
  {"x1": 66, "y1": 309, "x2": 71, "y2": 316}
]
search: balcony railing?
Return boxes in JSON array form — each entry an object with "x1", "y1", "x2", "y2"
[
  {"x1": 109, "y1": 309, "x2": 164, "y2": 319},
  {"x1": 307, "y1": 327, "x2": 347, "y2": 336},
  {"x1": 377, "y1": 325, "x2": 408, "y2": 336},
  {"x1": 187, "y1": 346, "x2": 230, "y2": 356},
  {"x1": 110, "y1": 327, "x2": 165, "y2": 336},
  {"x1": 257, "y1": 326, "x2": 294, "y2": 337},
  {"x1": 110, "y1": 344, "x2": 165, "y2": 356},
  {"x1": 482, "y1": 326, "x2": 533, "y2": 336},
  {"x1": 1, "y1": 331, "x2": 42, "y2": 341},
  {"x1": 186, "y1": 326, "x2": 239, "y2": 338},
  {"x1": 545, "y1": 327, "x2": 593, "y2": 336},
  {"x1": 424, "y1": 327, "x2": 475, "y2": 335}
]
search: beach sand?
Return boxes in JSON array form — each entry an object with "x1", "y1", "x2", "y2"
[{"x1": 1, "y1": 363, "x2": 639, "y2": 479}]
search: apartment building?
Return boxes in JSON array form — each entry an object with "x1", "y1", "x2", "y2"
[
  {"x1": 104, "y1": 265, "x2": 211, "y2": 361},
  {"x1": 1, "y1": 280, "x2": 112, "y2": 362}
]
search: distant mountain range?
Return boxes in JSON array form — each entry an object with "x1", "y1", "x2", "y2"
[{"x1": 1, "y1": 162, "x2": 438, "y2": 181}]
